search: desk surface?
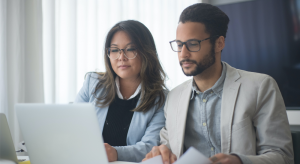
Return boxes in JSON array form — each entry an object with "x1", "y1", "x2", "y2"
[
  {"x1": 111, "y1": 162, "x2": 137, "y2": 164},
  {"x1": 17, "y1": 156, "x2": 137, "y2": 164}
]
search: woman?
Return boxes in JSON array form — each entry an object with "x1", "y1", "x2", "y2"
[{"x1": 75, "y1": 20, "x2": 167, "y2": 162}]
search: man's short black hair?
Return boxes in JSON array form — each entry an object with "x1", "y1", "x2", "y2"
[{"x1": 179, "y1": 3, "x2": 229, "y2": 46}]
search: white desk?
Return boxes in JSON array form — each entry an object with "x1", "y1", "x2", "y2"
[
  {"x1": 18, "y1": 156, "x2": 137, "y2": 164},
  {"x1": 111, "y1": 162, "x2": 137, "y2": 164}
]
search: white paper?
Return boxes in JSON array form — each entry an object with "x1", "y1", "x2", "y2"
[
  {"x1": 174, "y1": 147, "x2": 212, "y2": 164},
  {"x1": 139, "y1": 155, "x2": 163, "y2": 164}
]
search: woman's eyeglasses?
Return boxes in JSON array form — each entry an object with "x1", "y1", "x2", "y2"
[{"x1": 107, "y1": 47, "x2": 137, "y2": 60}]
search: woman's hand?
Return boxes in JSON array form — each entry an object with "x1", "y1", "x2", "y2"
[
  {"x1": 104, "y1": 143, "x2": 118, "y2": 162},
  {"x1": 142, "y1": 145, "x2": 177, "y2": 164}
]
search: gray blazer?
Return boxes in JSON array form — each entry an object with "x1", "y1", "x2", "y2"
[
  {"x1": 75, "y1": 73, "x2": 167, "y2": 162},
  {"x1": 160, "y1": 62, "x2": 294, "y2": 164}
]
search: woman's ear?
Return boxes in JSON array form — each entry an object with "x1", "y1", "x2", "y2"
[{"x1": 215, "y1": 36, "x2": 225, "y2": 53}]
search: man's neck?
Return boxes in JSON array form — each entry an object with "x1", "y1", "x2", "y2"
[{"x1": 193, "y1": 61, "x2": 223, "y2": 92}]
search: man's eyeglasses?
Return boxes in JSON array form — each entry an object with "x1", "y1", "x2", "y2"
[
  {"x1": 107, "y1": 47, "x2": 137, "y2": 60},
  {"x1": 169, "y1": 36, "x2": 219, "y2": 52}
]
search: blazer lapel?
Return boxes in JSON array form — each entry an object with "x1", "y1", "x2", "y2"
[
  {"x1": 221, "y1": 63, "x2": 241, "y2": 153},
  {"x1": 95, "y1": 105, "x2": 109, "y2": 133},
  {"x1": 175, "y1": 80, "x2": 193, "y2": 157},
  {"x1": 126, "y1": 99, "x2": 141, "y2": 144}
]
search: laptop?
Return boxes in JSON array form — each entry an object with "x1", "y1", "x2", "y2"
[
  {"x1": 15, "y1": 104, "x2": 109, "y2": 164},
  {"x1": 0, "y1": 113, "x2": 19, "y2": 163}
]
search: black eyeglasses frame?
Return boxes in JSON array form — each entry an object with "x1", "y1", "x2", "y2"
[{"x1": 169, "y1": 35, "x2": 219, "y2": 52}]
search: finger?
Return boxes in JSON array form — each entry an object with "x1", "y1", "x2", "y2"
[
  {"x1": 210, "y1": 156, "x2": 219, "y2": 162},
  {"x1": 145, "y1": 152, "x2": 153, "y2": 159},
  {"x1": 104, "y1": 145, "x2": 109, "y2": 150},
  {"x1": 104, "y1": 143, "x2": 109, "y2": 148},
  {"x1": 142, "y1": 152, "x2": 155, "y2": 162},
  {"x1": 210, "y1": 154, "x2": 228, "y2": 164},
  {"x1": 210, "y1": 153, "x2": 226, "y2": 162},
  {"x1": 151, "y1": 146, "x2": 161, "y2": 157},
  {"x1": 159, "y1": 145, "x2": 171, "y2": 164},
  {"x1": 170, "y1": 154, "x2": 177, "y2": 163}
]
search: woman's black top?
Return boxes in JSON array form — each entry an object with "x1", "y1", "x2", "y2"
[{"x1": 102, "y1": 93, "x2": 140, "y2": 146}]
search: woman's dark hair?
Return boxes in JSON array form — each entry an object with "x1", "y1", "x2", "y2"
[
  {"x1": 179, "y1": 3, "x2": 229, "y2": 46},
  {"x1": 93, "y1": 20, "x2": 167, "y2": 112}
]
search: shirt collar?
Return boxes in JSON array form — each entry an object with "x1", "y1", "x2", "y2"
[
  {"x1": 190, "y1": 62, "x2": 227, "y2": 100},
  {"x1": 115, "y1": 76, "x2": 141, "y2": 100}
]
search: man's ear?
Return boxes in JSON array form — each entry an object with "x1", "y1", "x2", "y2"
[{"x1": 215, "y1": 36, "x2": 225, "y2": 53}]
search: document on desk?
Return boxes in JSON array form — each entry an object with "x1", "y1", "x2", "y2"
[
  {"x1": 140, "y1": 147, "x2": 211, "y2": 164},
  {"x1": 174, "y1": 147, "x2": 212, "y2": 164},
  {"x1": 140, "y1": 155, "x2": 163, "y2": 164}
]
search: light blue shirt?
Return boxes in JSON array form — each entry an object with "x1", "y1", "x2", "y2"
[
  {"x1": 184, "y1": 62, "x2": 251, "y2": 164},
  {"x1": 184, "y1": 62, "x2": 226, "y2": 157}
]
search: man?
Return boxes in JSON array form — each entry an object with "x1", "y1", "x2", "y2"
[{"x1": 142, "y1": 3, "x2": 293, "y2": 164}]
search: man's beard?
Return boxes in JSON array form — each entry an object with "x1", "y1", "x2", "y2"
[{"x1": 180, "y1": 47, "x2": 216, "y2": 76}]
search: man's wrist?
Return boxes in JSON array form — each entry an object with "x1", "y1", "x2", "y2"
[
  {"x1": 230, "y1": 153, "x2": 252, "y2": 164},
  {"x1": 231, "y1": 154, "x2": 243, "y2": 164}
]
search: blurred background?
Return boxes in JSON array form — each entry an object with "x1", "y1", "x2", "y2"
[
  {"x1": 0, "y1": 0, "x2": 300, "y2": 148},
  {"x1": 218, "y1": 0, "x2": 300, "y2": 109}
]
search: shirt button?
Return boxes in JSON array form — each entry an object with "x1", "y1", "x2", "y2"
[
  {"x1": 202, "y1": 122, "x2": 206, "y2": 126},
  {"x1": 211, "y1": 147, "x2": 214, "y2": 151},
  {"x1": 196, "y1": 92, "x2": 200, "y2": 94},
  {"x1": 203, "y1": 99, "x2": 207, "y2": 103},
  {"x1": 211, "y1": 91, "x2": 213, "y2": 94}
]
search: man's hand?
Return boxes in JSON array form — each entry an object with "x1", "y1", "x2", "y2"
[
  {"x1": 209, "y1": 153, "x2": 242, "y2": 164},
  {"x1": 142, "y1": 145, "x2": 177, "y2": 164},
  {"x1": 104, "y1": 143, "x2": 117, "y2": 162}
]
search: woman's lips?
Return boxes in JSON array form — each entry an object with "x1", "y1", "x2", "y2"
[{"x1": 118, "y1": 65, "x2": 130, "y2": 69}]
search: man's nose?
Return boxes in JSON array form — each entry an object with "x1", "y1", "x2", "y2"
[{"x1": 179, "y1": 44, "x2": 190, "y2": 58}]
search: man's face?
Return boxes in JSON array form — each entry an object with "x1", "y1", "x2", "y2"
[{"x1": 176, "y1": 22, "x2": 215, "y2": 76}]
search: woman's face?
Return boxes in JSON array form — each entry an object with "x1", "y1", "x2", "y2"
[{"x1": 109, "y1": 31, "x2": 142, "y2": 81}]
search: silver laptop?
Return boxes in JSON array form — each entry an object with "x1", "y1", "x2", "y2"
[
  {"x1": 16, "y1": 104, "x2": 109, "y2": 164},
  {"x1": 0, "y1": 113, "x2": 19, "y2": 163}
]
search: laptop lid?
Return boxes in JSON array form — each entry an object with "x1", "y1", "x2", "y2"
[
  {"x1": 0, "y1": 113, "x2": 19, "y2": 163},
  {"x1": 16, "y1": 104, "x2": 109, "y2": 164}
]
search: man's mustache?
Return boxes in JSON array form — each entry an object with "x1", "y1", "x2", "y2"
[{"x1": 180, "y1": 59, "x2": 197, "y2": 66}]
